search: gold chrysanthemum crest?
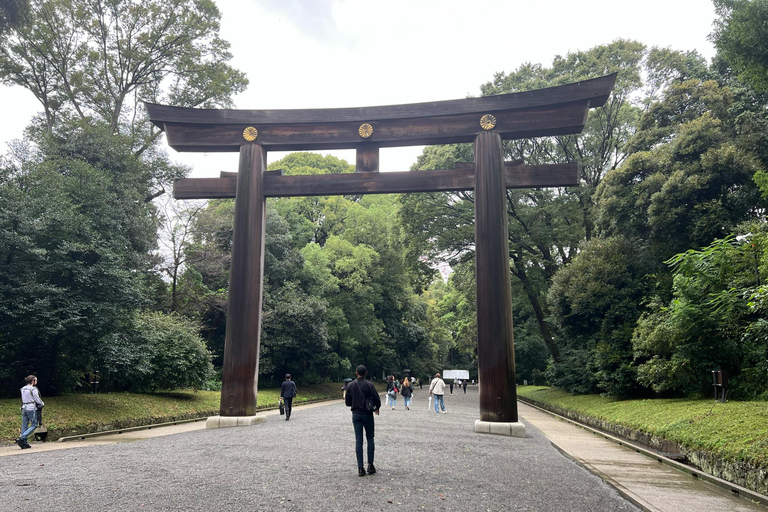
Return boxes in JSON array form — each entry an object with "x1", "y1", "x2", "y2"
[
  {"x1": 480, "y1": 114, "x2": 497, "y2": 131},
  {"x1": 242, "y1": 126, "x2": 258, "y2": 141},
  {"x1": 358, "y1": 123, "x2": 374, "y2": 139}
]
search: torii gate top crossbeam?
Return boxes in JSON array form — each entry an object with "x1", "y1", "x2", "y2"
[{"x1": 145, "y1": 74, "x2": 616, "y2": 153}]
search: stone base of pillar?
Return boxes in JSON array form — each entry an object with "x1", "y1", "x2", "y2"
[
  {"x1": 206, "y1": 415, "x2": 266, "y2": 429},
  {"x1": 474, "y1": 420, "x2": 526, "y2": 438}
]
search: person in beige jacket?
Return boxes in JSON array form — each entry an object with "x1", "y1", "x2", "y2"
[{"x1": 429, "y1": 373, "x2": 447, "y2": 413}]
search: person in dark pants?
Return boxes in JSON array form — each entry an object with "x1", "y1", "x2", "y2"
[
  {"x1": 280, "y1": 374, "x2": 297, "y2": 421},
  {"x1": 463, "y1": 380, "x2": 467, "y2": 393},
  {"x1": 345, "y1": 365, "x2": 381, "y2": 477}
]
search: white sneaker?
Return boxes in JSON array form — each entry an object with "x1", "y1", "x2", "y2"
[{"x1": 442, "y1": 410, "x2": 447, "y2": 414}]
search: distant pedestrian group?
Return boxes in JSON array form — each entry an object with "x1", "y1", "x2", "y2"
[{"x1": 385, "y1": 375, "x2": 416, "y2": 411}]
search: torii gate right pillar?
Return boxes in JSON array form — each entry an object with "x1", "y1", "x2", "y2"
[{"x1": 473, "y1": 131, "x2": 525, "y2": 437}]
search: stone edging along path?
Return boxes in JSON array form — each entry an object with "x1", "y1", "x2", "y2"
[{"x1": 518, "y1": 396, "x2": 768, "y2": 497}]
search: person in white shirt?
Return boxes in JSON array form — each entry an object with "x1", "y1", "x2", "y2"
[
  {"x1": 17, "y1": 375, "x2": 44, "y2": 449},
  {"x1": 429, "y1": 373, "x2": 447, "y2": 413}
]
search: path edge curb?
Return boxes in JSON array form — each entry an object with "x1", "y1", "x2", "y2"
[{"x1": 519, "y1": 397, "x2": 768, "y2": 508}]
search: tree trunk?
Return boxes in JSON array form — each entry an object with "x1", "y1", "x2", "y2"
[{"x1": 511, "y1": 254, "x2": 561, "y2": 363}]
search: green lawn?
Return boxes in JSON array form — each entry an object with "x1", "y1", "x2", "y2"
[
  {"x1": 517, "y1": 386, "x2": 768, "y2": 468},
  {"x1": 1, "y1": 382, "x2": 376, "y2": 443}
]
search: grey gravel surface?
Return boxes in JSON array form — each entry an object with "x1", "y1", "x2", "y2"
[{"x1": 1, "y1": 387, "x2": 639, "y2": 511}]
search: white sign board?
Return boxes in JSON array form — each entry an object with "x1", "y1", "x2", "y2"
[{"x1": 442, "y1": 369, "x2": 469, "y2": 380}]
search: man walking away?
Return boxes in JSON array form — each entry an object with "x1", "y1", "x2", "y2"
[
  {"x1": 463, "y1": 380, "x2": 467, "y2": 393},
  {"x1": 345, "y1": 365, "x2": 381, "y2": 477},
  {"x1": 429, "y1": 373, "x2": 447, "y2": 414},
  {"x1": 17, "y1": 375, "x2": 44, "y2": 449},
  {"x1": 280, "y1": 374, "x2": 298, "y2": 421}
]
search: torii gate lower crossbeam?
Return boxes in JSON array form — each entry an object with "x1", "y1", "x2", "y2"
[{"x1": 146, "y1": 73, "x2": 616, "y2": 435}]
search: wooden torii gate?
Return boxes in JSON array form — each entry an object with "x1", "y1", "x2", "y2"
[{"x1": 146, "y1": 73, "x2": 616, "y2": 435}]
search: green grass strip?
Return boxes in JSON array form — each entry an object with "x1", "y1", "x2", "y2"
[
  {"x1": 518, "y1": 386, "x2": 768, "y2": 468},
  {"x1": 1, "y1": 382, "x2": 376, "y2": 443}
]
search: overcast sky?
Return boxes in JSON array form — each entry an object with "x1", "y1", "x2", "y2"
[{"x1": 0, "y1": 0, "x2": 718, "y2": 176}]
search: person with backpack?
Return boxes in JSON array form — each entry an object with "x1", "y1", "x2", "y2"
[
  {"x1": 345, "y1": 365, "x2": 381, "y2": 477},
  {"x1": 280, "y1": 373, "x2": 298, "y2": 421},
  {"x1": 16, "y1": 375, "x2": 44, "y2": 449}
]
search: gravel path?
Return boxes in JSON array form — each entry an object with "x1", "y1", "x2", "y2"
[{"x1": 1, "y1": 386, "x2": 639, "y2": 511}]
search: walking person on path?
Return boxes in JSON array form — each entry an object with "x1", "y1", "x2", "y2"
[
  {"x1": 386, "y1": 375, "x2": 399, "y2": 410},
  {"x1": 16, "y1": 375, "x2": 44, "y2": 449},
  {"x1": 280, "y1": 374, "x2": 297, "y2": 421},
  {"x1": 449, "y1": 380, "x2": 454, "y2": 394},
  {"x1": 345, "y1": 365, "x2": 381, "y2": 477},
  {"x1": 462, "y1": 380, "x2": 467, "y2": 393},
  {"x1": 401, "y1": 377, "x2": 413, "y2": 410},
  {"x1": 429, "y1": 373, "x2": 447, "y2": 414}
]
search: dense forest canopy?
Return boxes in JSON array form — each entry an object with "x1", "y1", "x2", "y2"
[{"x1": 1, "y1": 0, "x2": 768, "y2": 400}]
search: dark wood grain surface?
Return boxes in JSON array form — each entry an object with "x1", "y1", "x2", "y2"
[
  {"x1": 160, "y1": 101, "x2": 590, "y2": 152},
  {"x1": 172, "y1": 163, "x2": 579, "y2": 199},
  {"x1": 145, "y1": 73, "x2": 615, "y2": 126},
  {"x1": 355, "y1": 145, "x2": 379, "y2": 173},
  {"x1": 474, "y1": 131, "x2": 519, "y2": 423},
  {"x1": 219, "y1": 144, "x2": 267, "y2": 417}
]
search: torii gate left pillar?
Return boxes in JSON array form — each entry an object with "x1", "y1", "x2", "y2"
[{"x1": 204, "y1": 144, "x2": 267, "y2": 427}]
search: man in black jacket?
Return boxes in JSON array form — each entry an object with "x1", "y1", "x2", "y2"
[
  {"x1": 344, "y1": 365, "x2": 381, "y2": 477},
  {"x1": 280, "y1": 374, "x2": 297, "y2": 421}
]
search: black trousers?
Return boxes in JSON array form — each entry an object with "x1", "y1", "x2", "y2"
[
  {"x1": 352, "y1": 413, "x2": 375, "y2": 469},
  {"x1": 283, "y1": 397, "x2": 293, "y2": 418}
]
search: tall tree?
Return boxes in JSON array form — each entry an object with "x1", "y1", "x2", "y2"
[
  {"x1": 156, "y1": 196, "x2": 205, "y2": 312},
  {"x1": 712, "y1": 0, "x2": 768, "y2": 93},
  {"x1": 597, "y1": 78, "x2": 765, "y2": 261},
  {"x1": 0, "y1": 0, "x2": 247, "y2": 198},
  {"x1": 560, "y1": 75, "x2": 767, "y2": 397},
  {"x1": 0, "y1": 0, "x2": 29, "y2": 35},
  {"x1": 0, "y1": 129, "x2": 156, "y2": 394},
  {"x1": 0, "y1": 0, "x2": 246, "y2": 393},
  {"x1": 0, "y1": 0, "x2": 247, "y2": 134}
]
